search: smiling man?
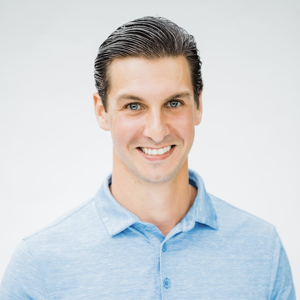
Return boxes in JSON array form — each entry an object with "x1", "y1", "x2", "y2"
[
  {"x1": 94, "y1": 56, "x2": 201, "y2": 236},
  {"x1": 0, "y1": 16, "x2": 296, "y2": 299}
]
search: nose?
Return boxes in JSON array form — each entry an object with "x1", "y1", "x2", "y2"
[{"x1": 143, "y1": 108, "x2": 170, "y2": 143}]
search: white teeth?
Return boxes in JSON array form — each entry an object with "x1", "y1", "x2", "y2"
[{"x1": 141, "y1": 146, "x2": 172, "y2": 156}]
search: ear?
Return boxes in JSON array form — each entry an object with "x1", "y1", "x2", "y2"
[
  {"x1": 194, "y1": 90, "x2": 203, "y2": 126},
  {"x1": 93, "y1": 92, "x2": 110, "y2": 131}
]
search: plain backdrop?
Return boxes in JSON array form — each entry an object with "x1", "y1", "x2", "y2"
[{"x1": 0, "y1": 0, "x2": 299, "y2": 294}]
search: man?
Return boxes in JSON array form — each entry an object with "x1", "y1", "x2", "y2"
[{"x1": 0, "y1": 16, "x2": 296, "y2": 299}]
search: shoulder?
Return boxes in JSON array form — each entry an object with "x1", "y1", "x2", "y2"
[
  {"x1": 208, "y1": 193, "x2": 277, "y2": 244},
  {"x1": 22, "y1": 196, "x2": 106, "y2": 253},
  {"x1": 0, "y1": 197, "x2": 104, "y2": 298}
]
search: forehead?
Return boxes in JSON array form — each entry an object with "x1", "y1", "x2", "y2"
[{"x1": 107, "y1": 56, "x2": 193, "y2": 102}]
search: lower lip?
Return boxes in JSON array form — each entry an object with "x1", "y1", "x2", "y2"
[{"x1": 137, "y1": 146, "x2": 175, "y2": 161}]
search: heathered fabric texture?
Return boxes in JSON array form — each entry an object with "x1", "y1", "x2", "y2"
[{"x1": 0, "y1": 170, "x2": 296, "y2": 299}]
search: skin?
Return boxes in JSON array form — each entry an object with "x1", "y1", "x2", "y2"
[{"x1": 94, "y1": 56, "x2": 202, "y2": 236}]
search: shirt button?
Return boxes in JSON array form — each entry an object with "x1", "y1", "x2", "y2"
[
  {"x1": 162, "y1": 243, "x2": 167, "y2": 252},
  {"x1": 163, "y1": 278, "x2": 171, "y2": 289}
]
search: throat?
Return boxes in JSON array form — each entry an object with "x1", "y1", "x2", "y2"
[{"x1": 109, "y1": 170, "x2": 197, "y2": 236}]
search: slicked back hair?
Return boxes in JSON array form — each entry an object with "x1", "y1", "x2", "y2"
[{"x1": 94, "y1": 16, "x2": 203, "y2": 111}]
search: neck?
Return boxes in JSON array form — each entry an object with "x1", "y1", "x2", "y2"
[{"x1": 109, "y1": 154, "x2": 197, "y2": 237}]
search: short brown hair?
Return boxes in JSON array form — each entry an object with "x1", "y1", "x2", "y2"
[{"x1": 94, "y1": 16, "x2": 203, "y2": 111}]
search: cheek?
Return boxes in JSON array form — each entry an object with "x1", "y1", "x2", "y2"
[
  {"x1": 169, "y1": 111, "x2": 195, "y2": 141},
  {"x1": 111, "y1": 115, "x2": 143, "y2": 147}
]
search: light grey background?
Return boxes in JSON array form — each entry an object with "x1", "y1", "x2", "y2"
[{"x1": 0, "y1": 0, "x2": 299, "y2": 294}]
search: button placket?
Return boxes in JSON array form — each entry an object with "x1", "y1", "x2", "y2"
[{"x1": 161, "y1": 241, "x2": 173, "y2": 296}]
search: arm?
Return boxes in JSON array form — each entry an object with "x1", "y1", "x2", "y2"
[
  {"x1": 0, "y1": 240, "x2": 50, "y2": 300},
  {"x1": 268, "y1": 230, "x2": 296, "y2": 300}
]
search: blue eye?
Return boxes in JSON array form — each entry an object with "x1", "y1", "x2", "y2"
[
  {"x1": 127, "y1": 103, "x2": 140, "y2": 110},
  {"x1": 167, "y1": 100, "x2": 180, "y2": 108}
]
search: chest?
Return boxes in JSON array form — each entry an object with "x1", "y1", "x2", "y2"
[{"x1": 42, "y1": 232, "x2": 271, "y2": 299}]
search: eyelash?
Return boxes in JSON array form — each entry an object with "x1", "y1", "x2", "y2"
[
  {"x1": 126, "y1": 103, "x2": 142, "y2": 110},
  {"x1": 126, "y1": 100, "x2": 182, "y2": 110},
  {"x1": 166, "y1": 100, "x2": 181, "y2": 108}
]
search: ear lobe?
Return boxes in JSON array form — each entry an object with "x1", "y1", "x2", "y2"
[
  {"x1": 194, "y1": 91, "x2": 203, "y2": 126},
  {"x1": 93, "y1": 92, "x2": 110, "y2": 131}
]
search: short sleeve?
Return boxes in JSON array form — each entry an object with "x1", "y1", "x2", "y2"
[
  {"x1": 0, "y1": 240, "x2": 49, "y2": 300},
  {"x1": 268, "y1": 229, "x2": 296, "y2": 300}
]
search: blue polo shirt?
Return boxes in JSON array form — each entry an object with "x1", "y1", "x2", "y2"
[{"x1": 0, "y1": 170, "x2": 296, "y2": 299}]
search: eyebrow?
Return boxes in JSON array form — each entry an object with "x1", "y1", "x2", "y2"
[{"x1": 116, "y1": 92, "x2": 192, "y2": 103}]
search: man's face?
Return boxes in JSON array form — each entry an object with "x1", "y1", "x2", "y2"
[{"x1": 94, "y1": 56, "x2": 202, "y2": 184}]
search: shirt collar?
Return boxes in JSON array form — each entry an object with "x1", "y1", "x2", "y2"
[
  {"x1": 181, "y1": 169, "x2": 218, "y2": 232},
  {"x1": 95, "y1": 169, "x2": 218, "y2": 237}
]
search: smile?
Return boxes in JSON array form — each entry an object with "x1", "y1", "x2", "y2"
[{"x1": 140, "y1": 146, "x2": 172, "y2": 156}]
